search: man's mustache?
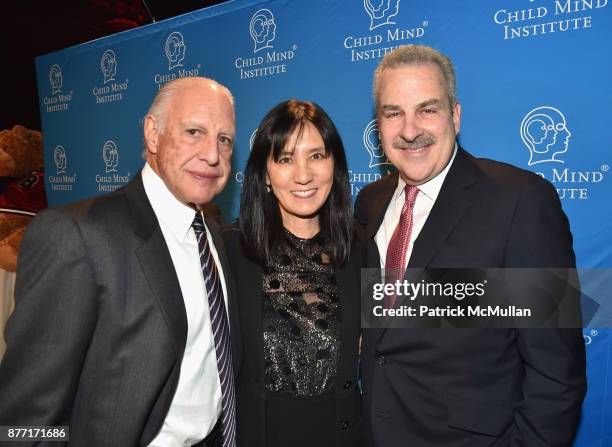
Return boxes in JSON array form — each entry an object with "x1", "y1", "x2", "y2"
[{"x1": 392, "y1": 135, "x2": 436, "y2": 150}]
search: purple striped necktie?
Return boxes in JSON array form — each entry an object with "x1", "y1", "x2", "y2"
[{"x1": 192, "y1": 211, "x2": 236, "y2": 447}]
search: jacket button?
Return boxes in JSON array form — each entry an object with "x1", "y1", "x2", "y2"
[
  {"x1": 341, "y1": 421, "x2": 349, "y2": 430},
  {"x1": 343, "y1": 380, "x2": 352, "y2": 389},
  {"x1": 377, "y1": 356, "x2": 386, "y2": 365}
]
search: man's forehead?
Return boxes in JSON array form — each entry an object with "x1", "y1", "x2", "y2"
[
  {"x1": 172, "y1": 83, "x2": 216, "y2": 103},
  {"x1": 378, "y1": 65, "x2": 447, "y2": 100},
  {"x1": 171, "y1": 88, "x2": 233, "y2": 114}
]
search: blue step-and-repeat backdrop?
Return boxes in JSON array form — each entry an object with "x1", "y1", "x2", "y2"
[{"x1": 35, "y1": 1, "x2": 611, "y2": 444}]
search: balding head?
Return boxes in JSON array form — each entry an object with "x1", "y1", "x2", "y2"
[
  {"x1": 143, "y1": 77, "x2": 236, "y2": 209},
  {"x1": 146, "y1": 77, "x2": 234, "y2": 135}
]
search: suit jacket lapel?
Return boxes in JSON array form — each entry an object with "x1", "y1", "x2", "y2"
[
  {"x1": 127, "y1": 174, "x2": 188, "y2": 357},
  {"x1": 408, "y1": 148, "x2": 479, "y2": 269},
  {"x1": 363, "y1": 174, "x2": 397, "y2": 343},
  {"x1": 207, "y1": 219, "x2": 242, "y2": 377},
  {"x1": 365, "y1": 173, "x2": 397, "y2": 241},
  {"x1": 371, "y1": 149, "x2": 480, "y2": 343}
]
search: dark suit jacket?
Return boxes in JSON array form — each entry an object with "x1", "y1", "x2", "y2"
[
  {"x1": 0, "y1": 174, "x2": 241, "y2": 446},
  {"x1": 355, "y1": 148, "x2": 586, "y2": 447},
  {"x1": 222, "y1": 227, "x2": 364, "y2": 447}
]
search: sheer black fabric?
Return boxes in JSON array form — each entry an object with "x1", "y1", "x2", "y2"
[{"x1": 262, "y1": 229, "x2": 340, "y2": 396}]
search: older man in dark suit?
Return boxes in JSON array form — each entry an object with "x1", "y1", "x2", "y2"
[
  {"x1": 0, "y1": 77, "x2": 240, "y2": 447},
  {"x1": 355, "y1": 45, "x2": 586, "y2": 446}
]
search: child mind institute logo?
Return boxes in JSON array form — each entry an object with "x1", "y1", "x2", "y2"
[
  {"x1": 492, "y1": 1, "x2": 608, "y2": 41},
  {"x1": 96, "y1": 140, "x2": 130, "y2": 192},
  {"x1": 347, "y1": 120, "x2": 392, "y2": 197},
  {"x1": 250, "y1": 9, "x2": 276, "y2": 53},
  {"x1": 44, "y1": 64, "x2": 73, "y2": 112},
  {"x1": 343, "y1": 0, "x2": 427, "y2": 62},
  {"x1": 48, "y1": 145, "x2": 76, "y2": 191},
  {"x1": 102, "y1": 140, "x2": 119, "y2": 173},
  {"x1": 364, "y1": 0, "x2": 401, "y2": 30},
  {"x1": 363, "y1": 119, "x2": 390, "y2": 168},
  {"x1": 165, "y1": 32, "x2": 186, "y2": 70},
  {"x1": 93, "y1": 49, "x2": 128, "y2": 104},
  {"x1": 154, "y1": 31, "x2": 200, "y2": 88},
  {"x1": 520, "y1": 105, "x2": 609, "y2": 200},
  {"x1": 101, "y1": 50, "x2": 117, "y2": 84},
  {"x1": 249, "y1": 128, "x2": 258, "y2": 151},
  {"x1": 54, "y1": 145, "x2": 67, "y2": 174},
  {"x1": 234, "y1": 8, "x2": 297, "y2": 80},
  {"x1": 520, "y1": 106, "x2": 571, "y2": 166},
  {"x1": 234, "y1": 127, "x2": 260, "y2": 186},
  {"x1": 49, "y1": 64, "x2": 63, "y2": 94}
]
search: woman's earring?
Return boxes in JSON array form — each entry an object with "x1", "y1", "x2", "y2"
[{"x1": 266, "y1": 183, "x2": 271, "y2": 193}]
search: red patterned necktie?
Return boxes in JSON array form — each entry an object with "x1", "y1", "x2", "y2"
[{"x1": 384, "y1": 185, "x2": 419, "y2": 308}]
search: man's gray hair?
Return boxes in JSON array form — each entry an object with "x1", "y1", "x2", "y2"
[
  {"x1": 146, "y1": 77, "x2": 234, "y2": 134},
  {"x1": 373, "y1": 45, "x2": 457, "y2": 111},
  {"x1": 143, "y1": 77, "x2": 234, "y2": 159}
]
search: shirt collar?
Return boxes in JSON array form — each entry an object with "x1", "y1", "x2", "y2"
[
  {"x1": 393, "y1": 143, "x2": 458, "y2": 203},
  {"x1": 141, "y1": 162, "x2": 198, "y2": 242}
]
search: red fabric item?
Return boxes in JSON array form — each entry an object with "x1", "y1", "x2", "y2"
[
  {"x1": 0, "y1": 171, "x2": 48, "y2": 216},
  {"x1": 384, "y1": 185, "x2": 419, "y2": 308}
]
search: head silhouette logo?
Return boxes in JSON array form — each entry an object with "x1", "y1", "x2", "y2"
[
  {"x1": 102, "y1": 140, "x2": 119, "y2": 173},
  {"x1": 364, "y1": 0, "x2": 401, "y2": 30},
  {"x1": 520, "y1": 106, "x2": 571, "y2": 166},
  {"x1": 49, "y1": 64, "x2": 63, "y2": 94},
  {"x1": 250, "y1": 9, "x2": 276, "y2": 53},
  {"x1": 249, "y1": 128, "x2": 258, "y2": 151},
  {"x1": 54, "y1": 145, "x2": 67, "y2": 174},
  {"x1": 364, "y1": 119, "x2": 390, "y2": 167},
  {"x1": 165, "y1": 32, "x2": 186, "y2": 70},
  {"x1": 101, "y1": 50, "x2": 117, "y2": 84}
]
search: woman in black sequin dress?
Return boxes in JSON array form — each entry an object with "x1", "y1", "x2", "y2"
[{"x1": 223, "y1": 100, "x2": 364, "y2": 447}]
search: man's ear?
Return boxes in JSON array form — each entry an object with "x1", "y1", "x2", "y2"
[
  {"x1": 452, "y1": 102, "x2": 461, "y2": 136},
  {"x1": 143, "y1": 115, "x2": 159, "y2": 155}
]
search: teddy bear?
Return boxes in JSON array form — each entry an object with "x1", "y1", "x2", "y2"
[
  {"x1": 0, "y1": 125, "x2": 47, "y2": 272},
  {"x1": 0, "y1": 125, "x2": 47, "y2": 357},
  {"x1": 0, "y1": 171, "x2": 47, "y2": 272},
  {"x1": 0, "y1": 125, "x2": 44, "y2": 178}
]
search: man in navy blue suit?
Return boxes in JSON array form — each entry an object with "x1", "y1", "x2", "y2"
[{"x1": 355, "y1": 44, "x2": 586, "y2": 447}]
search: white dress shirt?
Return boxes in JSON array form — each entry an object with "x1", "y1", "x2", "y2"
[
  {"x1": 142, "y1": 163, "x2": 227, "y2": 447},
  {"x1": 375, "y1": 146, "x2": 457, "y2": 267}
]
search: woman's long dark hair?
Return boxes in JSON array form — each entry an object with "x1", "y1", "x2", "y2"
[{"x1": 240, "y1": 100, "x2": 353, "y2": 266}]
